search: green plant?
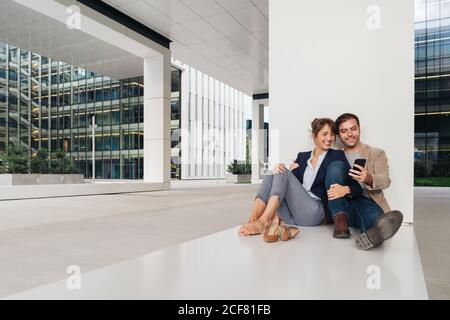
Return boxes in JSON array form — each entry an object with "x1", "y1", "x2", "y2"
[
  {"x1": 227, "y1": 159, "x2": 251, "y2": 175},
  {"x1": 30, "y1": 148, "x2": 49, "y2": 174},
  {"x1": 414, "y1": 177, "x2": 450, "y2": 187},
  {"x1": 65, "y1": 161, "x2": 78, "y2": 174},
  {"x1": 430, "y1": 152, "x2": 450, "y2": 177},
  {"x1": 246, "y1": 136, "x2": 251, "y2": 164},
  {"x1": 0, "y1": 144, "x2": 29, "y2": 174},
  {"x1": 414, "y1": 160, "x2": 428, "y2": 178},
  {"x1": 414, "y1": 178, "x2": 434, "y2": 186},
  {"x1": 50, "y1": 149, "x2": 77, "y2": 174}
]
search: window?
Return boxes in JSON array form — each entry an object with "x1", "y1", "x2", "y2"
[
  {"x1": 111, "y1": 81, "x2": 120, "y2": 100},
  {"x1": 111, "y1": 104, "x2": 120, "y2": 125},
  {"x1": 111, "y1": 131, "x2": 120, "y2": 150}
]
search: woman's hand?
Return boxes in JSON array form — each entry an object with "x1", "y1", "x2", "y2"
[
  {"x1": 327, "y1": 184, "x2": 350, "y2": 200},
  {"x1": 272, "y1": 163, "x2": 287, "y2": 174},
  {"x1": 289, "y1": 160, "x2": 299, "y2": 171}
]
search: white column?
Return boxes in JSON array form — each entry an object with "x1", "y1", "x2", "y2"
[
  {"x1": 251, "y1": 101, "x2": 265, "y2": 184},
  {"x1": 220, "y1": 84, "x2": 225, "y2": 177},
  {"x1": 196, "y1": 71, "x2": 203, "y2": 177},
  {"x1": 215, "y1": 80, "x2": 221, "y2": 177},
  {"x1": 208, "y1": 78, "x2": 215, "y2": 177},
  {"x1": 143, "y1": 53, "x2": 171, "y2": 189},
  {"x1": 238, "y1": 93, "x2": 243, "y2": 161},
  {"x1": 242, "y1": 98, "x2": 246, "y2": 161},
  {"x1": 202, "y1": 73, "x2": 209, "y2": 177},
  {"x1": 230, "y1": 89, "x2": 235, "y2": 162},
  {"x1": 189, "y1": 67, "x2": 197, "y2": 178},
  {"x1": 226, "y1": 86, "x2": 231, "y2": 166},
  {"x1": 270, "y1": 0, "x2": 414, "y2": 221},
  {"x1": 180, "y1": 66, "x2": 190, "y2": 180}
]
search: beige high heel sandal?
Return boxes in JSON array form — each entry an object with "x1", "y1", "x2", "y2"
[
  {"x1": 263, "y1": 215, "x2": 300, "y2": 242},
  {"x1": 280, "y1": 222, "x2": 300, "y2": 241},
  {"x1": 263, "y1": 215, "x2": 281, "y2": 242}
]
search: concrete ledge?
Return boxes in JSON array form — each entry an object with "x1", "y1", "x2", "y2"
[
  {"x1": 225, "y1": 174, "x2": 251, "y2": 183},
  {"x1": 0, "y1": 182, "x2": 165, "y2": 201},
  {"x1": 0, "y1": 174, "x2": 84, "y2": 185},
  {"x1": 415, "y1": 186, "x2": 450, "y2": 192}
]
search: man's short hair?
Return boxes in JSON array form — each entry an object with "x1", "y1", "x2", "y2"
[{"x1": 335, "y1": 113, "x2": 360, "y2": 131}]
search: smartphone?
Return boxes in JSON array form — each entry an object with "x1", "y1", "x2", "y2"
[{"x1": 353, "y1": 158, "x2": 366, "y2": 172}]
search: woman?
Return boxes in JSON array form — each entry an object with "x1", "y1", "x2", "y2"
[{"x1": 239, "y1": 118, "x2": 361, "y2": 242}]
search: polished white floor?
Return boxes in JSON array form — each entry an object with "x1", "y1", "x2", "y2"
[{"x1": 5, "y1": 225, "x2": 428, "y2": 300}]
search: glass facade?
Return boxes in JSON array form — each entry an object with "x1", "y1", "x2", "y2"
[
  {"x1": 415, "y1": 0, "x2": 450, "y2": 177},
  {"x1": 0, "y1": 42, "x2": 182, "y2": 179}
]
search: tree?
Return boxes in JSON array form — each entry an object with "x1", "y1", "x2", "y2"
[
  {"x1": 430, "y1": 151, "x2": 450, "y2": 177},
  {"x1": 0, "y1": 144, "x2": 29, "y2": 174},
  {"x1": 414, "y1": 160, "x2": 428, "y2": 178},
  {"x1": 50, "y1": 149, "x2": 77, "y2": 174},
  {"x1": 30, "y1": 148, "x2": 49, "y2": 174}
]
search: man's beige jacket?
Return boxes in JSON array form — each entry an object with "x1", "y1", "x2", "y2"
[{"x1": 359, "y1": 142, "x2": 392, "y2": 213}]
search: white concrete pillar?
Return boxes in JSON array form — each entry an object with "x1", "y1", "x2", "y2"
[
  {"x1": 251, "y1": 101, "x2": 265, "y2": 184},
  {"x1": 196, "y1": 71, "x2": 203, "y2": 177},
  {"x1": 230, "y1": 89, "x2": 235, "y2": 162},
  {"x1": 270, "y1": 0, "x2": 414, "y2": 222},
  {"x1": 189, "y1": 67, "x2": 197, "y2": 177},
  {"x1": 143, "y1": 53, "x2": 171, "y2": 189},
  {"x1": 202, "y1": 73, "x2": 209, "y2": 177},
  {"x1": 180, "y1": 66, "x2": 190, "y2": 180},
  {"x1": 208, "y1": 78, "x2": 215, "y2": 177}
]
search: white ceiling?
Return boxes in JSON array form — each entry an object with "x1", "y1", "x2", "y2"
[
  {"x1": 0, "y1": 0, "x2": 144, "y2": 79},
  {"x1": 102, "y1": 0, "x2": 269, "y2": 95}
]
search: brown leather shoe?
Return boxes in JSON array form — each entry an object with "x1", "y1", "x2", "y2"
[{"x1": 333, "y1": 212, "x2": 351, "y2": 238}]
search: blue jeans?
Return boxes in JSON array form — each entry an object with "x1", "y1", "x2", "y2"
[{"x1": 325, "y1": 161, "x2": 384, "y2": 232}]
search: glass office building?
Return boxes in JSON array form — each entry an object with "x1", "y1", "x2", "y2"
[
  {"x1": 0, "y1": 42, "x2": 181, "y2": 179},
  {"x1": 415, "y1": 0, "x2": 450, "y2": 177}
]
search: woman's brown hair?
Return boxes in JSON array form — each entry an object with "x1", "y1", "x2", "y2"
[{"x1": 311, "y1": 118, "x2": 336, "y2": 137}]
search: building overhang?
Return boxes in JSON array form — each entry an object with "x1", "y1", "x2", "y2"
[{"x1": 0, "y1": 0, "x2": 170, "y2": 79}]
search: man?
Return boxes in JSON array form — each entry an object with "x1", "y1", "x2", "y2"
[{"x1": 324, "y1": 113, "x2": 403, "y2": 250}]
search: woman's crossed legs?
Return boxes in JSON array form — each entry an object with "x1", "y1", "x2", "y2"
[{"x1": 239, "y1": 169, "x2": 324, "y2": 236}]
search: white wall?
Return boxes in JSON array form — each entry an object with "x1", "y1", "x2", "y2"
[{"x1": 270, "y1": 0, "x2": 414, "y2": 222}]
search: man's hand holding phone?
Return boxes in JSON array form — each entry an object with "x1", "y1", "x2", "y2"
[{"x1": 348, "y1": 158, "x2": 373, "y2": 186}]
